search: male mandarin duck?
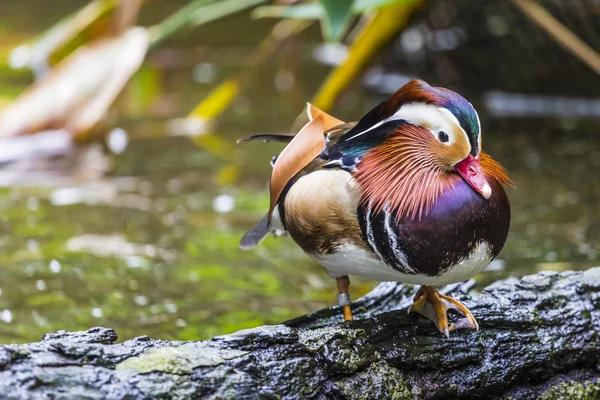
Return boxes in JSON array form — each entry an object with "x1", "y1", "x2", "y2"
[{"x1": 239, "y1": 80, "x2": 513, "y2": 337}]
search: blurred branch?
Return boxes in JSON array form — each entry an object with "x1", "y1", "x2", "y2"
[
  {"x1": 312, "y1": 1, "x2": 424, "y2": 111},
  {"x1": 13, "y1": 0, "x2": 268, "y2": 74},
  {"x1": 2, "y1": 0, "x2": 273, "y2": 142},
  {"x1": 512, "y1": 0, "x2": 600, "y2": 76},
  {"x1": 252, "y1": 4, "x2": 323, "y2": 20},
  {"x1": 11, "y1": 0, "x2": 117, "y2": 74},
  {"x1": 110, "y1": 0, "x2": 146, "y2": 35},
  {"x1": 148, "y1": 0, "x2": 267, "y2": 49},
  {"x1": 0, "y1": 28, "x2": 149, "y2": 139}
]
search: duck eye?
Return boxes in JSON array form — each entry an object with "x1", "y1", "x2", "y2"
[{"x1": 437, "y1": 131, "x2": 449, "y2": 143}]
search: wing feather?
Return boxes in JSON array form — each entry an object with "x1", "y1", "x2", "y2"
[
  {"x1": 267, "y1": 104, "x2": 347, "y2": 222},
  {"x1": 307, "y1": 103, "x2": 344, "y2": 129},
  {"x1": 239, "y1": 214, "x2": 270, "y2": 250},
  {"x1": 268, "y1": 117, "x2": 325, "y2": 221},
  {"x1": 236, "y1": 134, "x2": 295, "y2": 143}
]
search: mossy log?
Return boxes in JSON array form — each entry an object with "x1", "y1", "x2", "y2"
[{"x1": 1, "y1": 268, "x2": 599, "y2": 399}]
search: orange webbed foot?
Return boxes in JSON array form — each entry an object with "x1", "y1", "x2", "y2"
[{"x1": 408, "y1": 285, "x2": 478, "y2": 337}]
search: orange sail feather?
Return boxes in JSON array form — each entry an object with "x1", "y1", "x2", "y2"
[{"x1": 268, "y1": 105, "x2": 344, "y2": 221}]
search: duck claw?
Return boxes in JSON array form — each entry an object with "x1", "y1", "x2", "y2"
[
  {"x1": 408, "y1": 286, "x2": 479, "y2": 337},
  {"x1": 453, "y1": 317, "x2": 478, "y2": 331}
]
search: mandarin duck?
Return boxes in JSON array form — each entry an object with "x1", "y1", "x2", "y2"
[{"x1": 239, "y1": 80, "x2": 513, "y2": 337}]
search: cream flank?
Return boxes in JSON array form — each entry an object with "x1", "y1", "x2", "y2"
[
  {"x1": 283, "y1": 169, "x2": 359, "y2": 231},
  {"x1": 282, "y1": 169, "x2": 364, "y2": 254},
  {"x1": 313, "y1": 241, "x2": 493, "y2": 286}
]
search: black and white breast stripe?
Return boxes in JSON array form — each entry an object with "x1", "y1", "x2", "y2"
[
  {"x1": 382, "y1": 206, "x2": 416, "y2": 273},
  {"x1": 323, "y1": 154, "x2": 361, "y2": 172},
  {"x1": 358, "y1": 203, "x2": 417, "y2": 275}
]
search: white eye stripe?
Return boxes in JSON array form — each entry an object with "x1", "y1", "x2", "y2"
[{"x1": 347, "y1": 103, "x2": 470, "y2": 148}]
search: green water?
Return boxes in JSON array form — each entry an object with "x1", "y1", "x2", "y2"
[{"x1": 0, "y1": 1, "x2": 598, "y2": 343}]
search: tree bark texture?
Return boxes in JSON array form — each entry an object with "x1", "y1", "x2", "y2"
[{"x1": 1, "y1": 268, "x2": 599, "y2": 399}]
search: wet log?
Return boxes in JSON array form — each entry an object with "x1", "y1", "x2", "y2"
[{"x1": 1, "y1": 268, "x2": 599, "y2": 399}]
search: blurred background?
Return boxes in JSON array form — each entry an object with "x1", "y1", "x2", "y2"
[{"x1": 0, "y1": 0, "x2": 598, "y2": 343}]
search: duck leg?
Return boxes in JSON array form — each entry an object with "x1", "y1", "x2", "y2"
[
  {"x1": 408, "y1": 285, "x2": 478, "y2": 337},
  {"x1": 336, "y1": 275, "x2": 353, "y2": 321}
]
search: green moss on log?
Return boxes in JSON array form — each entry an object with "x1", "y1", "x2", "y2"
[
  {"x1": 538, "y1": 380, "x2": 600, "y2": 400},
  {"x1": 116, "y1": 343, "x2": 247, "y2": 374}
]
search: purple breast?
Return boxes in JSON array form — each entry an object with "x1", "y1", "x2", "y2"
[{"x1": 358, "y1": 178, "x2": 511, "y2": 276}]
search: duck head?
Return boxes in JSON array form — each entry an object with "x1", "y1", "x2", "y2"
[
  {"x1": 325, "y1": 79, "x2": 515, "y2": 222},
  {"x1": 341, "y1": 79, "x2": 491, "y2": 201}
]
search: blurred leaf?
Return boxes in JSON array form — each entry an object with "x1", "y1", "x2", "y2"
[
  {"x1": 353, "y1": 0, "x2": 422, "y2": 12},
  {"x1": 251, "y1": 4, "x2": 323, "y2": 20},
  {"x1": 11, "y1": 0, "x2": 145, "y2": 75},
  {"x1": 192, "y1": 133, "x2": 234, "y2": 159},
  {"x1": 189, "y1": 80, "x2": 240, "y2": 120},
  {"x1": 318, "y1": 0, "x2": 355, "y2": 41},
  {"x1": 12, "y1": 0, "x2": 116, "y2": 74},
  {"x1": 110, "y1": 0, "x2": 146, "y2": 34},
  {"x1": 148, "y1": 0, "x2": 217, "y2": 47},
  {"x1": 312, "y1": 1, "x2": 425, "y2": 110},
  {"x1": 125, "y1": 64, "x2": 161, "y2": 117},
  {"x1": 0, "y1": 27, "x2": 149, "y2": 139},
  {"x1": 252, "y1": 0, "x2": 420, "y2": 21},
  {"x1": 216, "y1": 164, "x2": 240, "y2": 186},
  {"x1": 0, "y1": 0, "x2": 271, "y2": 143},
  {"x1": 149, "y1": 0, "x2": 267, "y2": 49}
]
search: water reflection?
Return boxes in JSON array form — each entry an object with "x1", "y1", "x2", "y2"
[{"x1": 485, "y1": 92, "x2": 600, "y2": 119}]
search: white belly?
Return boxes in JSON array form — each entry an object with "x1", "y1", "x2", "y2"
[{"x1": 312, "y1": 241, "x2": 493, "y2": 286}]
